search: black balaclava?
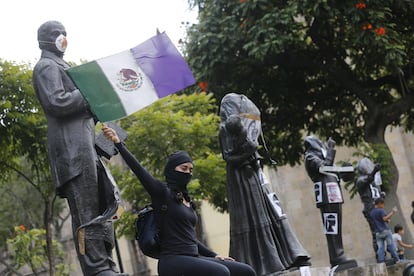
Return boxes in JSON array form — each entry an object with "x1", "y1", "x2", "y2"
[
  {"x1": 164, "y1": 151, "x2": 194, "y2": 205},
  {"x1": 37, "y1": 20, "x2": 67, "y2": 58},
  {"x1": 164, "y1": 150, "x2": 193, "y2": 190}
]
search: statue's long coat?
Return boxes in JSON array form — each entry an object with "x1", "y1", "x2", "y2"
[{"x1": 33, "y1": 50, "x2": 96, "y2": 196}]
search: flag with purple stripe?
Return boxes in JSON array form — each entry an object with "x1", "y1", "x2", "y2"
[{"x1": 67, "y1": 32, "x2": 195, "y2": 122}]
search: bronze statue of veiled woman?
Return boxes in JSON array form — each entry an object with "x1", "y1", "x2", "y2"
[{"x1": 219, "y1": 93, "x2": 310, "y2": 275}]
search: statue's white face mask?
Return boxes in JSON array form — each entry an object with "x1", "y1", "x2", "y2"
[
  {"x1": 54, "y1": 34, "x2": 67, "y2": 53},
  {"x1": 39, "y1": 34, "x2": 67, "y2": 53}
]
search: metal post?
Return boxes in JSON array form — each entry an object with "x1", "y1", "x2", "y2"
[{"x1": 114, "y1": 229, "x2": 124, "y2": 273}]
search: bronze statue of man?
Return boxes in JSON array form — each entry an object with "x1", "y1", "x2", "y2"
[
  {"x1": 32, "y1": 20, "x2": 126, "y2": 276},
  {"x1": 219, "y1": 93, "x2": 310, "y2": 275},
  {"x1": 356, "y1": 157, "x2": 382, "y2": 258},
  {"x1": 304, "y1": 136, "x2": 357, "y2": 272}
]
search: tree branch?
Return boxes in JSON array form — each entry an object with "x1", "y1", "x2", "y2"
[{"x1": 0, "y1": 160, "x2": 43, "y2": 199}]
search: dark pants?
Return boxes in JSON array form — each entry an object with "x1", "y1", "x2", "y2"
[
  {"x1": 363, "y1": 209, "x2": 378, "y2": 256},
  {"x1": 158, "y1": 255, "x2": 257, "y2": 276},
  {"x1": 62, "y1": 162, "x2": 118, "y2": 276},
  {"x1": 318, "y1": 203, "x2": 346, "y2": 266}
]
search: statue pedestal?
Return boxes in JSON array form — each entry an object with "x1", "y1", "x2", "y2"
[{"x1": 274, "y1": 261, "x2": 412, "y2": 276}]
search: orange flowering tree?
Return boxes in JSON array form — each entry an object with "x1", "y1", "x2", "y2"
[
  {"x1": 185, "y1": 0, "x2": 414, "y2": 164},
  {"x1": 185, "y1": 0, "x2": 414, "y2": 247}
]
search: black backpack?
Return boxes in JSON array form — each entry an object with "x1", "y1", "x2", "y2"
[
  {"x1": 135, "y1": 205, "x2": 161, "y2": 259},
  {"x1": 135, "y1": 189, "x2": 168, "y2": 259}
]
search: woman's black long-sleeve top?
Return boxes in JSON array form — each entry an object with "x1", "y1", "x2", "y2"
[{"x1": 115, "y1": 142, "x2": 216, "y2": 257}]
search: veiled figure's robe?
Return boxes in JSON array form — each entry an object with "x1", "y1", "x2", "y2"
[{"x1": 219, "y1": 93, "x2": 310, "y2": 275}]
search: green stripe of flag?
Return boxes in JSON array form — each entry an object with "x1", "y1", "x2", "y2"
[{"x1": 67, "y1": 61, "x2": 127, "y2": 122}]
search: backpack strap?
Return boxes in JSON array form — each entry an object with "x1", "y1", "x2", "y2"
[
  {"x1": 160, "y1": 185, "x2": 168, "y2": 212},
  {"x1": 154, "y1": 184, "x2": 168, "y2": 211},
  {"x1": 153, "y1": 185, "x2": 169, "y2": 237}
]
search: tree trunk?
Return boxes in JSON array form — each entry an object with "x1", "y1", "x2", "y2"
[
  {"x1": 44, "y1": 197, "x2": 56, "y2": 276},
  {"x1": 364, "y1": 127, "x2": 414, "y2": 259}
]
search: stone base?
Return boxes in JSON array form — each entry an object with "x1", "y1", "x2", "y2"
[
  {"x1": 332, "y1": 259, "x2": 358, "y2": 272},
  {"x1": 272, "y1": 261, "x2": 414, "y2": 276}
]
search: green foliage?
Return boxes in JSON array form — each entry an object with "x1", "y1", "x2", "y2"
[
  {"x1": 0, "y1": 168, "x2": 44, "y2": 247},
  {"x1": 0, "y1": 59, "x2": 62, "y2": 241},
  {"x1": 109, "y1": 93, "x2": 227, "y2": 238},
  {"x1": 0, "y1": 60, "x2": 52, "y2": 245},
  {"x1": 6, "y1": 226, "x2": 70, "y2": 275},
  {"x1": 0, "y1": 59, "x2": 51, "y2": 195},
  {"x1": 114, "y1": 209, "x2": 138, "y2": 240},
  {"x1": 185, "y1": 0, "x2": 414, "y2": 167},
  {"x1": 0, "y1": 60, "x2": 48, "y2": 172},
  {"x1": 0, "y1": 59, "x2": 67, "y2": 273}
]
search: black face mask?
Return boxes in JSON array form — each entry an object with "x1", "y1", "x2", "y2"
[
  {"x1": 165, "y1": 170, "x2": 192, "y2": 192},
  {"x1": 164, "y1": 150, "x2": 193, "y2": 192}
]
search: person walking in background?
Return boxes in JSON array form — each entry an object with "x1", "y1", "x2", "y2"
[
  {"x1": 392, "y1": 224, "x2": 413, "y2": 260},
  {"x1": 370, "y1": 198, "x2": 400, "y2": 264}
]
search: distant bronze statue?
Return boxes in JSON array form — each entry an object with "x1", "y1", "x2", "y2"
[
  {"x1": 304, "y1": 136, "x2": 357, "y2": 271},
  {"x1": 356, "y1": 157, "x2": 383, "y2": 257},
  {"x1": 219, "y1": 93, "x2": 311, "y2": 275},
  {"x1": 33, "y1": 21, "x2": 126, "y2": 276}
]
